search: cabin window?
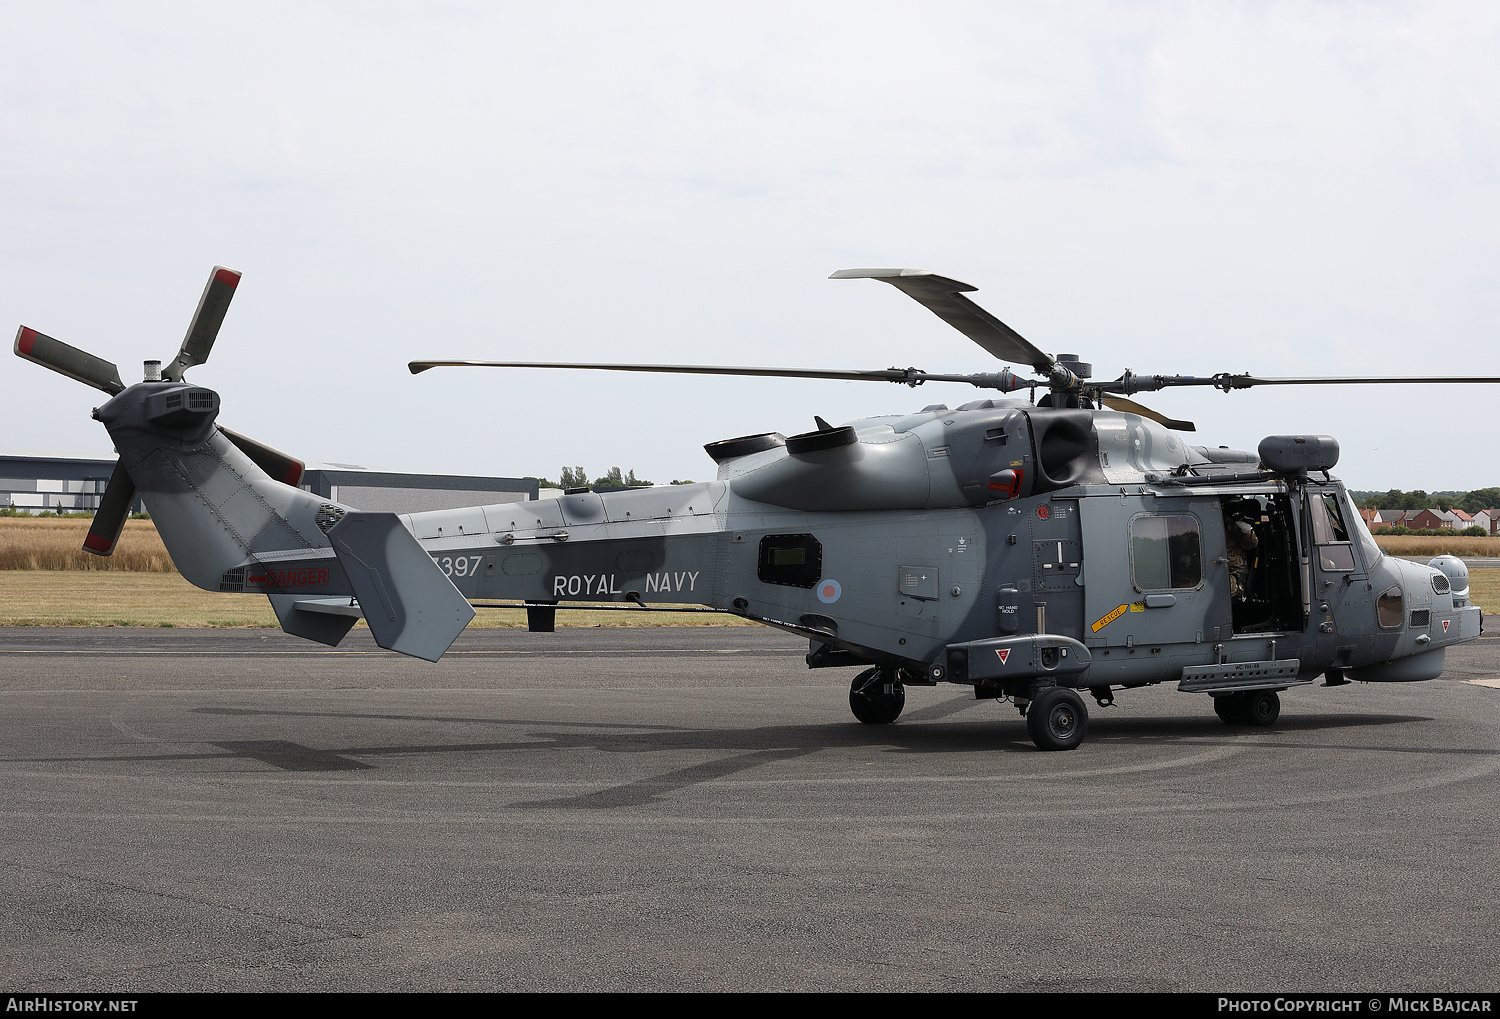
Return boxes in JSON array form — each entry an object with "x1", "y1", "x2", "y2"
[
  {"x1": 1129, "y1": 514, "x2": 1202, "y2": 591},
  {"x1": 757, "y1": 534, "x2": 823, "y2": 589},
  {"x1": 1377, "y1": 585, "x2": 1404, "y2": 628}
]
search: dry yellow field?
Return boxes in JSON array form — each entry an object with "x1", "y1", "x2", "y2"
[
  {"x1": 0, "y1": 517, "x2": 1492, "y2": 626},
  {"x1": 0, "y1": 516, "x2": 172, "y2": 571},
  {"x1": 1373, "y1": 534, "x2": 1500, "y2": 558}
]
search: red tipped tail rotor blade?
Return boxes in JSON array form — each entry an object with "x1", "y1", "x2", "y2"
[
  {"x1": 14, "y1": 326, "x2": 125, "y2": 394},
  {"x1": 164, "y1": 265, "x2": 241, "y2": 381},
  {"x1": 83, "y1": 463, "x2": 136, "y2": 557}
]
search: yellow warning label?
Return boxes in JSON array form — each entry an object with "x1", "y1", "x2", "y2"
[
  {"x1": 1091, "y1": 603, "x2": 1129, "y2": 632},
  {"x1": 1129, "y1": 601, "x2": 1146, "y2": 612}
]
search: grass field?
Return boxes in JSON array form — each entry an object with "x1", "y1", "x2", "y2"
[
  {"x1": 0, "y1": 517, "x2": 1493, "y2": 626},
  {"x1": 0, "y1": 571, "x2": 749, "y2": 628}
]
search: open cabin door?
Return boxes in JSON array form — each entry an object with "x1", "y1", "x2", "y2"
[{"x1": 1079, "y1": 494, "x2": 1231, "y2": 652}]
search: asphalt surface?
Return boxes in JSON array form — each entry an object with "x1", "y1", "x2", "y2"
[{"x1": 2, "y1": 624, "x2": 1498, "y2": 993}]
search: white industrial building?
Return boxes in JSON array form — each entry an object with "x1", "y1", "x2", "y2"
[{"x1": 1, "y1": 450, "x2": 538, "y2": 515}]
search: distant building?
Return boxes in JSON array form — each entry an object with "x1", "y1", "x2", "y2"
[
  {"x1": 0, "y1": 450, "x2": 140, "y2": 514},
  {"x1": 2, "y1": 450, "x2": 538, "y2": 515},
  {"x1": 1408, "y1": 509, "x2": 1455, "y2": 531},
  {"x1": 299, "y1": 463, "x2": 538, "y2": 513}
]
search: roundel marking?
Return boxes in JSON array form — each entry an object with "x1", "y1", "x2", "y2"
[
  {"x1": 816, "y1": 579, "x2": 842, "y2": 604},
  {"x1": 1036, "y1": 504, "x2": 1050, "y2": 520}
]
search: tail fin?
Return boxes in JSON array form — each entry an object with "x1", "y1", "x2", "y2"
[{"x1": 326, "y1": 511, "x2": 475, "y2": 662}]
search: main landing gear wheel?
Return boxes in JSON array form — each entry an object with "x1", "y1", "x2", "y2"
[
  {"x1": 1242, "y1": 689, "x2": 1280, "y2": 726},
  {"x1": 1213, "y1": 693, "x2": 1242, "y2": 724},
  {"x1": 849, "y1": 667, "x2": 905, "y2": 725},
  {"x1": 1026, "y1": 687, "x2": 1088, "y2": 751},
  {"x1": 1213, "y1": 690, "x2": 1281, "y2": 726}
]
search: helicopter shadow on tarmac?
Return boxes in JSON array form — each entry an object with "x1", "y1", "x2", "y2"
[
  {"x1": 6, "y1": 704, "x2": 1452, "y2": 810},
  {"x1": 150, "y1": 700, "x2": 1448, "y2": 801}
]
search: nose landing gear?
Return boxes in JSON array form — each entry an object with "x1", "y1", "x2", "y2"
[
  {"x1": 849, "y1": 667, "x2": 906, "y2": 725},
  {"x1": 1026, "y1": 687, "x2": 1089, "y2": 751}
]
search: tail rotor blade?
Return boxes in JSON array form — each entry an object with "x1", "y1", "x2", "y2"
[
  {"x1": 164, "y1": 266, "x2": 241, "y2": 382},
  {"x1": 220, "y1": 426, "x2": 305, "y2": 487},
  {"x1": 83, "y1": 462, "x2": 137, "y2": 557},
  {"x1": 1102, "y1": 396, "x2": 1196, "y2": 432},
  {"x1": 14, "y1": 326, "x2": 125, "y2": 394}
]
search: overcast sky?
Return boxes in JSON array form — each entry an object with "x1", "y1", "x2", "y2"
[{"x1": 3, "y1": 1, "x2": 1497, "y2": 492}]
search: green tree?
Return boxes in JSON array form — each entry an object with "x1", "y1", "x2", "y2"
[
  {"x1": 1460, "y1": 488, "x2": 1500, "y2": 513},
  {"x1": 592, "y1": 467, "x2": 650, "y2": 488},
  {"x1": 560, "y1": 466, "x2": 588, "y2": 489}
]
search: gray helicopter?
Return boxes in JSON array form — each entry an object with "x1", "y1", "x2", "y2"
[{"x1": 12, "y1": 266, "x2": 1493, "y2": 750}]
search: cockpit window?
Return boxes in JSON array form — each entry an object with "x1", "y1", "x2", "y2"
[
  {"x1": 1309, "y1": 491, "x2": 1357, "y2": 572},
  {"x1": 1342, "y1": 492, "x2": 1383, "y2": 566},
  {"x1": 1311, "y1": 492, "x2": 1350, "y2": 544}
]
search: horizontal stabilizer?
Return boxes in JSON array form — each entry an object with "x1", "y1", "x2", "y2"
[
  {"x1": 325, "y1": 511, "x2": 474, "y2": 662},
  {"x1": 268, "y1": 594, "x2": 360, "y2": 647}
]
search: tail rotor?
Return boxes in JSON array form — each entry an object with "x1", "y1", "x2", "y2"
[{"x1": 13, "y1": 264, "x2": 302, "y2": 555}]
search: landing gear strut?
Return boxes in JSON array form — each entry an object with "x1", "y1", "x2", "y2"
[{"x1": 849, "y1": 667, "x2": 905, "y2": 725}]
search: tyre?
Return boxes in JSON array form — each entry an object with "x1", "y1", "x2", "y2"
[
  {"x1": 1243, "y1": 689, "x2": 1280, "y2": 726},
  {"x1": 849, "y1": 667, "x2": 905, "y2": 724},
  {"x1": 1213, "y1": 693, "x2": 1245, "y2": 725},
  {"x1": 1026, "y1": 687, "x2": 1089, "y2": 751}
]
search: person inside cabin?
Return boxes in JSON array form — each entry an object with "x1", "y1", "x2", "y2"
[{"x1": 1224, "y1": 498, "x2": 1261, "y2": 602}]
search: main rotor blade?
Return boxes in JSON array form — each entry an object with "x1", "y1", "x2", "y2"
[
  {"x1": 1101, "y1": 396, "x2": 1196, "y2": 432},
  {"x1": 412, "y1": 360, "x2": 939, "y2": 384},
  {"x1": 13, "y1": 326, "x2": 125, "y2": 394},
  {"x1": 163, "y1": 266, "x2": 241, "y2": 382},
  {"x1": 1212, "y1": 374, "x2": 1500, "y2": 387},
  {"x1": 1103, "y1": 372, "x2": 1500, "y2": 394},
  {"x1": 830, "y1": 269, "x2": 1055, "y2": 374},
  {"x1": 83, "y1": 462, "x2": 136, "y2": 556}
]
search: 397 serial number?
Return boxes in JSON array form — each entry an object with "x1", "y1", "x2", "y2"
[{"x1": 431, "y1": 555, "x2": 483, "y2": 577}]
